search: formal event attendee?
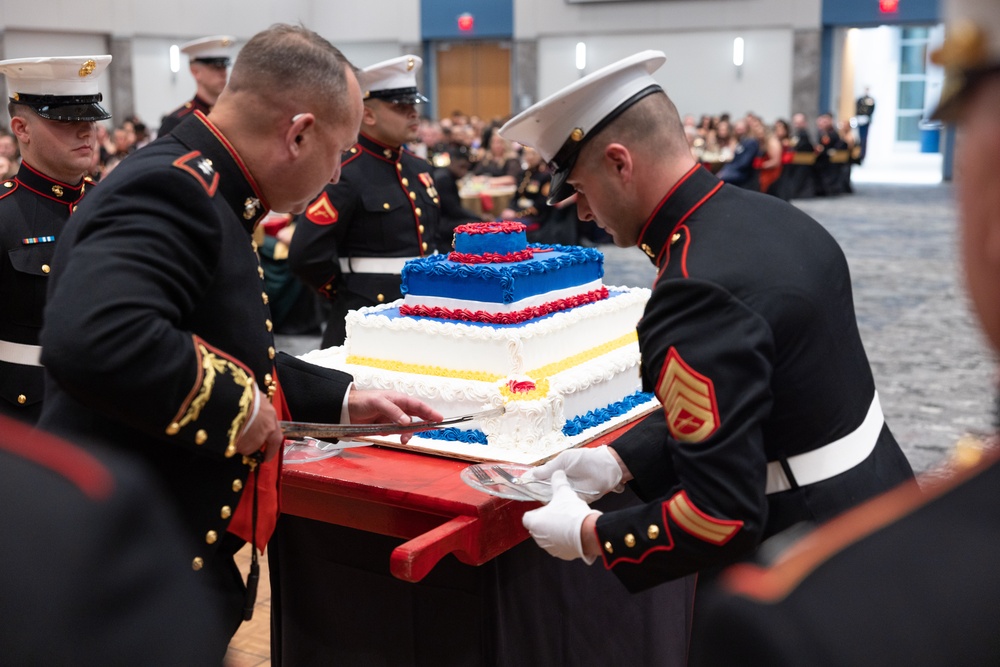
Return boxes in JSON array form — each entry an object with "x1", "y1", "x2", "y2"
[
  {"x1": 690, "y1": 2, "x2": 1000, "y2": 662},
  {"x1": 0, "y1": 54, "x2": 109, "y2": 424},
  {"x1": 433, "y1": 143, "x2": 483, "y2": 250},
  {"x1": 752, "y1": 115, "x2": 783, "y2": 195},
  {"x1": 717, "y1": 117, "x2": 760, "y2": 190},
  {"x1": 501, "y1": 145, "x2": 554, "y2": 241},
  {"x1": 37, "y1": 26, "x2": 440, "y2": 661},
  {"x1": 474, "y1": 130, "x2": 521, "y2": 178},
  {"x1": 158, "y1": 35, "x2": 235, "y2": 137},
  {"x1": 287, "y1": 54, "x2": 441, "y2": 347},
  {"x1": 855, "y1": 86, "x2": 876, "y2": 163},
  {"x1": 500, "y1": 50, "x2": 913, "y2": 591}
]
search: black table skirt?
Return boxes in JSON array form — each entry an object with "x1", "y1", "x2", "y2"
[{"x1": 269, "y1": 488, "x2": 696, "y2": 666}]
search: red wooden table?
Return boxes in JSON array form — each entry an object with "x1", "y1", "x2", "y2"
[{"x1": 280, "y1": 422, "x2": 639, "y2": 582}]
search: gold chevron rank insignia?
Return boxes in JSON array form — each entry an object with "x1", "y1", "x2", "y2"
[
  {"x1": 656, "y1": 347, "x2": 720, "y2": 443},
  {"x1": 667, "y1": 491, "x2": 743, "y2": 545},
  {"x1": 306, "y1": 192, "x2": 338, "y2": 225}
]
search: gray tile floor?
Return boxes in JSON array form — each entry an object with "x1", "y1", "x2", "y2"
[{"x1": 276, "y1": 182, "x2": 995, "y2": 474}]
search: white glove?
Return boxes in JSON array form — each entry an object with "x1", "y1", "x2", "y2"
[
  {"x1": 522, "y1": 471, "x2": 601, "y2": 563},
  {"x1": 521, "y1": 445, "x2": 624, "y2": 497}
]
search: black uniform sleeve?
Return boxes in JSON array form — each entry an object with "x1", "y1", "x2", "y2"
[
  {"x1": 287, "y1": 180, "x2": 359, "y2": 299},
  {"x1": 40, "y1": 167, "x2": 253, "y2": 458},
  {"x1": 276, "y1": 351, "x2": 351, "y2": 422},
  {"x1": 595, "y1": 279, "x2": 775, "y2": 591}
]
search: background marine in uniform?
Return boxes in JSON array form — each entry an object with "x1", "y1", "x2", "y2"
[
  {"x1": 0, "y1": 54, "x2": 111, "y2": 423},
  {"x1": 288, "y1": 54, "x2": 440, "y2": 347}
]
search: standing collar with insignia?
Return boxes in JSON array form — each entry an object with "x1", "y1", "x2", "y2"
[
  {"x1": 170, "y1": 111, "x2": 269, "y2": 232},
  {"x1": 636, "y1": 164, "x2": 722, "y2": 268},
  {"x1": 14, "y1": 160, "x2": 87, "y2": 205},
  {"x1": 358, "y1": 133, "x2": 402, "y2": 163}
]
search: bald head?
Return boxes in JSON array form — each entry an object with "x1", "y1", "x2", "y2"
[
  {"x1": 221, "y1": 24, "x2": 356, "y2": 130},
  {"x1": 208, "y1": 24, "x2": 364, "y2": 214}
]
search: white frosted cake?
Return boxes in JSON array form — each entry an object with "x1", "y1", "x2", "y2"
[{"x1": 301, "y1": 221, "x2": 657, "y2": 464}]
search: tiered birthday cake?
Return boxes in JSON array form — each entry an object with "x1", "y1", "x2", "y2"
[{"x1": 301, "y1": 221, "x2": 657, "y2": 464}]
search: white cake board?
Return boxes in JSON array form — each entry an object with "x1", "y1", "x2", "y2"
[{"x1": 341, "y1": 399, "x2": 660, "y2": 466}]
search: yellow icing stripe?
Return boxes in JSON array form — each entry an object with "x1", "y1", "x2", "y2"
[
  {"x1": 344, "y1": 355, "x2": 503, "y2": 383},
  {"x1": 345, "y1": 330, "x2": 637, "y2": 385},
  {"x1": 525, "y1": 331, "x2": 637, "y2": 379}
]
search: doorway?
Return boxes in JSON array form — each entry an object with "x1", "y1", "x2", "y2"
[
  {"x1": 831, "y1": 24, "x2": 945, "y2": 183},
  {"x1": 434, "y1": 41, "x2": 511, "y2": 124}
]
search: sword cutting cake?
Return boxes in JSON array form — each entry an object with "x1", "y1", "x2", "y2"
[{"x1": 300, "y1": 221, "x2": 657, "y2": 464}]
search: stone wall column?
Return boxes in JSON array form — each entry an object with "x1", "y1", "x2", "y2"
[
  {"x1": 791, "y1": 28, "x2": 821, "y2": 121},
  {"x1": 109, "y1": 36, "x2": 134, "y2": 123},
  {"x1": 511, "y1": 39, "x2": 537, "y2": 114}
]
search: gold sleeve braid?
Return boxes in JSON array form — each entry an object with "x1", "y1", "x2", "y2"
[{"x1": 167, "y1": 343, "x2": 256, "y2": 455}]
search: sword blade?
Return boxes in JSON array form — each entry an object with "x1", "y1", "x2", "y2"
[{"x1": 279, "y1": 406, "x2": 505, "y2": 440}]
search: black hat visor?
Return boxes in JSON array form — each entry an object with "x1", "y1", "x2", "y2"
[
  {"x1": 12, "y1": 93, "x2": 111, "y2": 122},
  {"x1": 366, "y1": 87, "x2": 428, "y2": 105}
]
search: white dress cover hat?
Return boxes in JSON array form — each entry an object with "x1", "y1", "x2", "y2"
[
  {"x1": 0, "y1": 55, "x2": 112, "y2": 121},
  {"x1": 360, "y1": 55, "x2": 428, "y2": 105},
  {"x1": 500, "y1": 50, "x2": 666, "y2": 203}
]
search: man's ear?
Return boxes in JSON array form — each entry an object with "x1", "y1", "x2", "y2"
[
  {"x1": 9, "y1": 115, "x2": 28, "y2": 145},
  {"x1": 287, "y1": 112, "x2": 315, "y2": 157},
  {"x1": 361, "y1": 103, "x2": 378, "y2": 128},
  {"x1": 604, "y1": 143, "x2": 633, "y2": 184}
]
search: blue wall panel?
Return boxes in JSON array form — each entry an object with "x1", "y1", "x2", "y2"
[
  {"x1": 420, "y1": 0, "x2": 513, "y2": 40},
  {"x1": 822, "y1": 0, "x2": 940, "y2": 27}
]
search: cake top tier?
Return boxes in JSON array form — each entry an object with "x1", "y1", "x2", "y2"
[{"x1": 452, "y1": 221, "x2": 530, "y2": 262}]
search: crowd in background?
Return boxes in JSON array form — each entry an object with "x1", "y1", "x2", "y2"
[{"x1": 31, "y1": 104, "x2": 862, "y2": 246}]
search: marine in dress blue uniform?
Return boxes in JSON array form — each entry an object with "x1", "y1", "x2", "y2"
[
  {"x1": 39, "y1": 27, "x2": 439, "y2": 660},
  {"x1": 39, "y1": 108, "x2": 356, "y2": 634},
  {"x1": 500, "y1": 50, "x2": 913, "y2": 592},
  {"x1": 158, "y1": 35, "x2": 234, "y2": 137},
  {"x1": 288, "y1": 55, "x2": 440, "y2": 347},
  {"x1": 691, "y1": 3, "x2": 1000, "y2": 662},
  {"x1": 0, "y1": 54, "x2": 111, "y2": 423}
]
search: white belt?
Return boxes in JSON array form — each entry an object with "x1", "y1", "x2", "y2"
[
  {"x1": 339, "y1": 257, "x2": 418, "y2": 274},
  {"x1": 765, "y1": 392, "x2": 884, "y2": 495},
  {"x1": 0, "y1": 340, "x2": 42, "y2": 367}
]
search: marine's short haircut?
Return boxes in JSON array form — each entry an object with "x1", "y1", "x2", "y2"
[
  {"x1": 227, "y1": 24, "x2": 358, "y2": 123},
  {"x1": 590, "y1": 91, "x2": 689, "y2": 161}
]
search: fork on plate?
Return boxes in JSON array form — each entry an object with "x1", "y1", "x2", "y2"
[{"x1": 491, "y1": 465, "x2": 599, "y2": 496}]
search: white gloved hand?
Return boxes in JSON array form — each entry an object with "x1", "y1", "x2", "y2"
[
  {"x1": 521, "y1": 445, "x2": 624, "y2": 497},
  {"x1": 522, "y1": 471, "x2": 601, "y2": 563}
]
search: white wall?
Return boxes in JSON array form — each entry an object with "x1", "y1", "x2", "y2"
[
  {"x1": 0, "y1": 0, "x2": 820, "y2": 128},
  {"x1": 515, "y1": 0, "x2": 820, "y2": 36},
  {"x1": 521, "y1": 0, "x2": 820, "y2": 122},
  {"x1": 539, "y1": 28, "x2": 793, "y2": 124},
  {"x1": 1, "y1": 1, "x2": 421, "y2": 132}
]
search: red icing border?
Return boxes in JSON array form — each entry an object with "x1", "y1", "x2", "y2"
[
  {"x1": 400, "y1": 287, "x2": 610, "y2": 324},
  {"x1": 448, "y1": 248, "x2": 535, "y2": 264}
]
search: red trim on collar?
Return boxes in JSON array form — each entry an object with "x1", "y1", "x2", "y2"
[
  {"x1": 635, "y1": 164, "x2": 701, "y2": 250},
  {"x1": 341, "y1": 147, "x2": 363, "y2": 168},
  {"x1": 15, "y1": 161, "x2": 85, "y2": 206},
  {"x1": 18, "y1": 161, "x2": 84, "y2": 191},
  {"x1": 192, "y1": 111, "x2": 270, "y2": 211},
  {"x1": 653, "y1": 182, "x2": 723, "y2": 286},
  {"x1": 359, "y1": 133, "x2": 401, "y2": 163}
]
